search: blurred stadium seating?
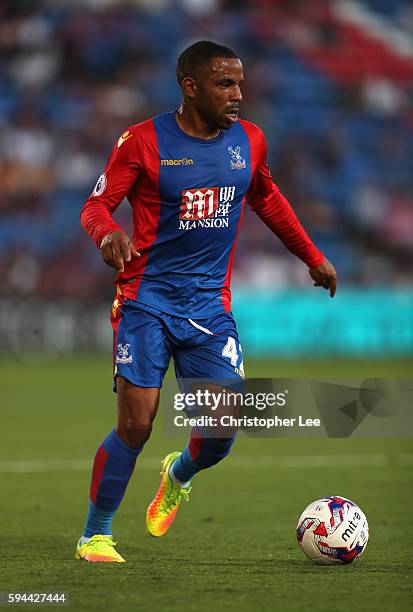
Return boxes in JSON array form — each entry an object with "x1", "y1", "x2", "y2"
[{"x1": 0, "y1": 0, "x2": 412, "y2": 357}]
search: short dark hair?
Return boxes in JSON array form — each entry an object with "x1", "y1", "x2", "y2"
[{"x1": 176, "y1": 40, "x2": 238, "y2": 87}]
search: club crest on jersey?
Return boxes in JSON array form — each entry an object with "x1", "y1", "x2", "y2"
[
  {"x1": 228, "y1": 146, "x2": 246, "y2": 170},
  {"x1": 116, "y1": 343, "x2": 132, "y2": 365},
  {"x1": 179, "y1": 186, "x2": 236, "y2": 230}
]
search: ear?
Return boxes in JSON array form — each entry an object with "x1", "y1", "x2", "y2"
[{"x1": 181, "y1": 76, "x2": 197, "y2": 99}]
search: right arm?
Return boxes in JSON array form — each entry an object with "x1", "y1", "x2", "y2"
[{"x1": 80, "y1": 127, "x2": 142, "y2": 271}]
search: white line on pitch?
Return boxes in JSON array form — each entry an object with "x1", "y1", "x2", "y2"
[
  {"x1": 0, "y1": 457, "x2": 157, "y2": 473},
  {"x1": 225, "y1": 454, "x2": 389, "y2": 468},
  {"x1": 0, "y1": 454, "x2": 412, "y2": 474}
]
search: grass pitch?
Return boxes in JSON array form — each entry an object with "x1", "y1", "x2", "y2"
[{"x1": 0, "y1": 356, "x2": 412, "y2": 612}]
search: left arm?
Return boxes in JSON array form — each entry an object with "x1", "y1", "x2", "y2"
[{"x1": 247, "y1": 131, "x2": 337, "y2": 297}]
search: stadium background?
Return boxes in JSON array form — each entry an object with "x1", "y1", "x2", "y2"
[
  {"x1": 1, "y1": 0, "x2": 413, "y2": 359},
  {"x1": 0, "y1": 1, "x2": 412, "y2": 611}
]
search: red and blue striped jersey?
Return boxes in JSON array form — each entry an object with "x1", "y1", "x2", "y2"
[{"x1": 81, "y1": 111, "x2": 324, "y2": 317}]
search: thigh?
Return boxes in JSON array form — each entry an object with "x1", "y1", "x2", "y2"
[
  {"x1": 111, "y1": 299, "x2": 171, "y2": 389},
  {"x1": 116, "y1": 377, "x2": 160, "y2": 422},
  {"x1": 173, "y1": 312, "x2": 244, "y2": 380}
]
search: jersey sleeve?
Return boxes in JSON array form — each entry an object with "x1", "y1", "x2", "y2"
[
  {"x1": 247, "y1": 130, "x2": 324, "y2": 268},
  {"x1": 80, "y1": 126, "x2": 143, "y2": 248}
]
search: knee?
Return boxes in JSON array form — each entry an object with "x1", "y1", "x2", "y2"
[
  {"x1": 117, "y1": 393, "x2": 156, "y2": 447},
  {"x1": 118, "y1": 413, "x2": 154, "y2": 448},
  {"x1": 116, "y1": 377, "x2": 159, "y2": 448}
]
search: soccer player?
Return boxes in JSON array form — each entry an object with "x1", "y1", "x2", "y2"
[{"x1": 77, "y1": 40, "x2": 337, "y2": 563}]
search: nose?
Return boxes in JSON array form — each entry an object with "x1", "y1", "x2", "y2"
[{"x1": 232, "y1": 85, "x2": 242, "y2": 103}]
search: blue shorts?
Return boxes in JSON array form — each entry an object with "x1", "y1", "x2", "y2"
[{"x1": 111, "y1": 298, "x2": 244, "y2": 388}]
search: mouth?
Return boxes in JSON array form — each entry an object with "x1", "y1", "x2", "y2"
[{"x1": 225, "y1": 108, "x2": 239, "y2": 123}]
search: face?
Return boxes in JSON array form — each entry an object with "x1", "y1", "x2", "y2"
[{"x1": 183, "y1": 57, "x2": 244, "y2": 130}]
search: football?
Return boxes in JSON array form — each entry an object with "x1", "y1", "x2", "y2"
[{"x1": 296, "y1": 496, "x2": 369, "y2": 565}]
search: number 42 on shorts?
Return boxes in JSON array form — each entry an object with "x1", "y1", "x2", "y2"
[{"x1": 221, "y1": 337, "x2": 245, "y2": 378}]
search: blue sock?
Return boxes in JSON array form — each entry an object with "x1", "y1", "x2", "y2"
[
  {"x1": 172, "y1": 436, "x2": 235, "y2": 483},
  {"x1": 83, "y1": 502, "x2": 114, "y2": 538},
  {"x1": 171, "y1": 447, "x2": 201, "y2": 483},
  {"x1": 83, "y1": 429, "x2": 141, "y2": 538}
]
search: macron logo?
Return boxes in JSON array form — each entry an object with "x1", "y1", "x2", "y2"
[{"x1": 161, "y1": 158, "x2": 194, "y2": 166}]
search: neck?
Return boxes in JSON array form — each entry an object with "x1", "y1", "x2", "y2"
[{"x1": 175, "y1": 103, "x2": 221, "y2": 140}]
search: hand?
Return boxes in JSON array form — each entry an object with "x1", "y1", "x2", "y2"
[
  {"x1": 309, "y1": 258, "x2": 337, "y2": 298},
  {"x1": 100, "y1": 231, "x2": 140, "y2": 273}
]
